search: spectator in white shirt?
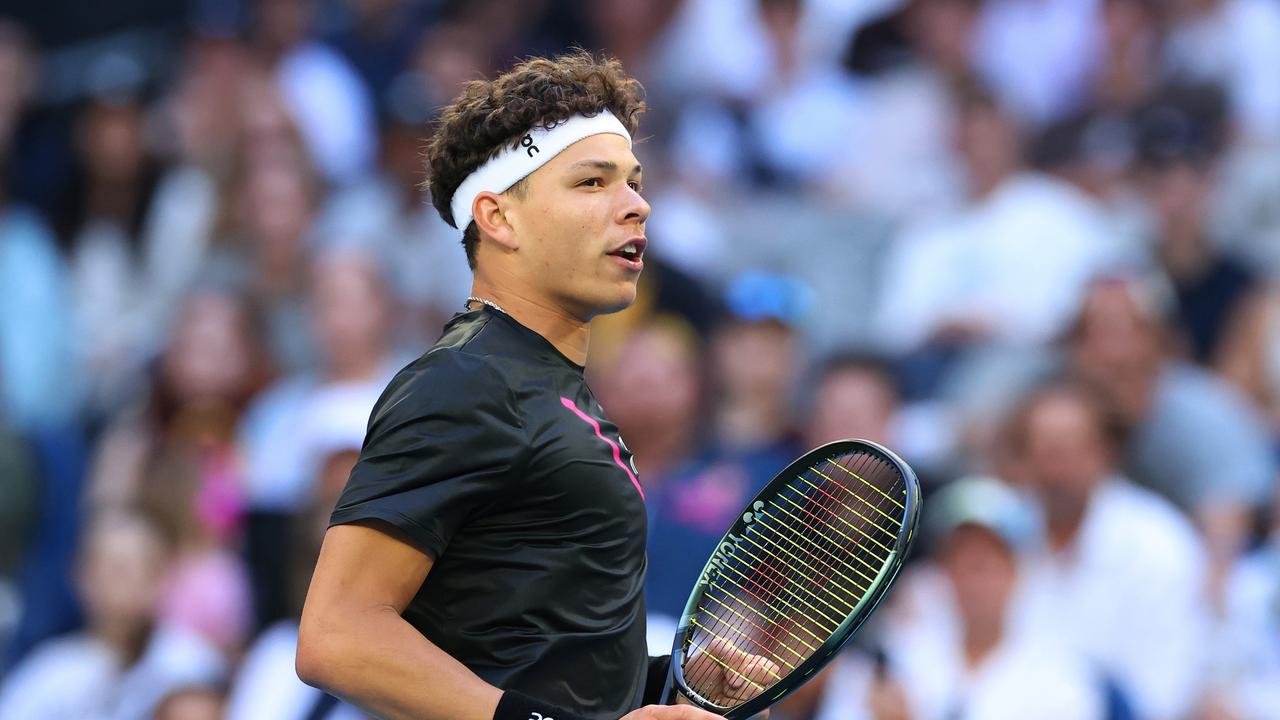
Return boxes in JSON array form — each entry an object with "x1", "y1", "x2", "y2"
[
  {"x1": 873, "y1": 83, "x2": 1122, "y2": 398},
  {"x1": 1004, "y1": 380, "x2": 1211, "y2": 720},
  {"x1": 814, "y1": 475, "x2": 1104, "y2": 720},
  {"x1": 0, "y1": 508, "x2": 225, "y2": 720}
]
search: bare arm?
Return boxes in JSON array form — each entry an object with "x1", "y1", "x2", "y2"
[
  {"x1": 297, "y1": 521, "x2": 725, "y2": 720},
  {"x1": 296, "y1": 521, "x2": 503, "y2": 720}
]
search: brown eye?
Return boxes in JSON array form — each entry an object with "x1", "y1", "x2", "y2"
[{"x1": 580, "y1": 177, "x2": 603, "y2": 187}]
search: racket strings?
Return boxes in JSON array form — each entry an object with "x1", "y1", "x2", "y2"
[{"x1": 681, "y1": 450, "x2": 907, "y2": 705}]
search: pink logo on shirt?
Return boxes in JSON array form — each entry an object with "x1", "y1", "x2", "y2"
[{"x1": 560, "y1": 396, "x2": 645, "y2": 500}]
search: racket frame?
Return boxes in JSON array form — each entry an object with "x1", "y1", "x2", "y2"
[{"x1": 665, "y1": 439, "x2": 921, "y2": 718}]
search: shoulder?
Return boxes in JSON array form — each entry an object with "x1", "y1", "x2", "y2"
[
  {"x1": 1092, "y1": 481, "x2": 1204, "y2": 565},
  {"x1": 0, "y1": 635, "x2": 112, "y2": 713},
  {"x1": 371, "y1": 346, "x2": 519, "y2": 422},
  {"x1": 976, "y1": 633, "x2": 1104, "y2": 719},
  {"x1": 1152, "y1": 365, "x2": 1269, "y2": 442},
  {"x1": 5, "y1": 634, "x2": 110, "y2": 678}
]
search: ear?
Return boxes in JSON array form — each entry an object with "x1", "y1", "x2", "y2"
[{"x1": 472, "y1": 191, "x2": 519, "y2": 252}]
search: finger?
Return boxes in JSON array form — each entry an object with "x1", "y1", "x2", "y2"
[{"x1": 743, "y1": 655, "x2": 781, "y2": 685}]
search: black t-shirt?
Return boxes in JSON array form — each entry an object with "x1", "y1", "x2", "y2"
[{"x1": 330, "y1": 306, "x2": 650, "y2": 718}]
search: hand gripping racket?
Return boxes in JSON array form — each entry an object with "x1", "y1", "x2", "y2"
[{"x1": 660, "y1": 439, "x2": 921, "y2": 717}]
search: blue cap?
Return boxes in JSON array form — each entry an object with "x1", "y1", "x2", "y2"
[{"x1": 723, "y1": 271, "x2": 815, "y2": 327}]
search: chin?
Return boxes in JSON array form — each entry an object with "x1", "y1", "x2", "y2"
[{"x1": 589, "y1": 285, "x2": 638, "y2": 318}]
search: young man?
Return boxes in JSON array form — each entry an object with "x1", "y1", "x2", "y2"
[{"x1": 296, "y1": 52, "x2": 772, "y2": 720}]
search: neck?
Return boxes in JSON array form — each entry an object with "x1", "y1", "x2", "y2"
[
  {"x1": 1160, "y1": 229, "x2": 1209, "y2": 280},
  {"x1": 717, "y1": 394, "x2": 788, "y2": 448},
  {"x1": 962, "y1": 619, "x2": 1003, "y2": 668},
  {"x1": 1046, "y1": 501, "x2": 1089, "y2": 551},
  {"x1": 92, "y1": 618, "x2": 153, "y2": 666},
  {"x1": 468, "y1": 279, "x2": 591, "y2": 366}
]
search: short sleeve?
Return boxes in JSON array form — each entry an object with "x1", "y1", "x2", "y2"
[{"x1": 328, "y1": 351, "x2": 526, "y2": 558}]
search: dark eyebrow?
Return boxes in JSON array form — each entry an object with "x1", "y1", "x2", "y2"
[{"x1": 568, "y1": 159, "x2": 643, "y2": 176}]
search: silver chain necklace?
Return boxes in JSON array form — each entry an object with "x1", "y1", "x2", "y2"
[{"x1": 466, "y1": 296, "x2": 507, "y2": 315}]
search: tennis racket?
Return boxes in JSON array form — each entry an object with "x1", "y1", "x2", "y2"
[{"x1": 660, "y1": 439, "x2": 921, "y2": 717}]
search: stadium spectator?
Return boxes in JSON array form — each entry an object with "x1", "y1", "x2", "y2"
[
  {"x1": 803, "y1": 352, "x2": 900, "y2": 450},
  {"x1": 317, "y1": 24, "x2": 480, "y2": 339},
  {"x1": 644, "y1": 274, "x2": 805, "y2": 622},
  {"x1": 1066, "y1": 274, "x2": 1274, "y2": 579},
  {"x1": 57, "y1": 90, "x2": 164, "y2": 417},
  {"x1": 87, "y1": 287, "x2": 267, "y2": 654},
  {"x1": 1130, "y1": 83, "x2": 1259, "y2": 366},
  {"x1": 0, "y1": 3, "x2": 1277, "y2": 718},
  {"x1": 0, "y1": 20, "x2": 79, "y2": 432},
  {"x1": 819, "y1": 476, "x2": 1104, "y2": 719},
  {"x1": 0, "y1": 508, "x2": 225, "y2": 720},
  {"x1": 237, "y1": 246, "x2": 402, "y2": 629},
  {"x1": 231, "y1": 147, "x2": 321, "y2": 374},
  {"x1": 873, "y1": 81, "x2": 1121, "y2": 398},
  {"x1": 827, "y1": 0, "x2": 976, "y2": 219},
  {"x1": 1005, "y1": 381, "x2": 1210, "y2": 720},
  {"x1": 225, "y1": 408, "x2": 366, "y2": 720},
  {"x1": 248, "y1": 0, "x2": 377, "y2": 184},
  {"x1": 595, "y1": 314, "x2": 704, "y2": 493}
]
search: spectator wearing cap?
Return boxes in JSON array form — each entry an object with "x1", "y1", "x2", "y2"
[
  {"x1": 817, "y1": 476, "x2": 1104, "y2": 720},
  {"x1": 1066, "y1": 274, "x2": 1274, "y2": 590},
  {"x1": 711, "y1": 271, "x2": 811, "y2": 453},
  {"x1": 643, "y1": 272, "x2": 807, "y2": 626},
  {"x1": 1005, "y1": 381, "x2": 1210, "y2": 720}
]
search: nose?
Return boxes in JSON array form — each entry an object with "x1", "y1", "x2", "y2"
[{"x1": 619, "y1": 184, "x2": 650, "y2": 227}]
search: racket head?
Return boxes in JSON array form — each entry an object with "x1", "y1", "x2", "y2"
[{"x1": 669, "y1": 439, "x2": 921, "y2": 718}]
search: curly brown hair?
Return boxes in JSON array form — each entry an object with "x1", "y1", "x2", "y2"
[{"x1": 423, "y1": 49, "x2": 646, "y2": 269}]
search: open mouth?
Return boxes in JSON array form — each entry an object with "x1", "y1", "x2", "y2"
[{"x1": 608, "y1": 238, "x2": 647, "y2": 264}]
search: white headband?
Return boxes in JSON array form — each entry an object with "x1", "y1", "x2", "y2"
[{"x1": 449, "y1": 109, "x2": 633, "y2": 231}]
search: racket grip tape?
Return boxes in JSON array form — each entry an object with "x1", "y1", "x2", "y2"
[{"x1": 493, "y1": 689, "x2": 591, "y2": 720}]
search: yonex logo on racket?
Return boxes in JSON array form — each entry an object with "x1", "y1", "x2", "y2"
[{"x1": 701, "y1": 501, "x2": 765, "y2": 584}]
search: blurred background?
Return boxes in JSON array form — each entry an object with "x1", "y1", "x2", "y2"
[{"x1": 0, "y1": 0, "x2": 1278, "y2": 718}]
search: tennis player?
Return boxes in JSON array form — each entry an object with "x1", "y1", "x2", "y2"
[{"x1": 296, "y1": 51, "x2": 774, "y2": 720}]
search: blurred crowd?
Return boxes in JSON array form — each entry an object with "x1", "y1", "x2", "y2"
[{"x1": 1, "y1": 0, "x2": 1279, "y2": 718}]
